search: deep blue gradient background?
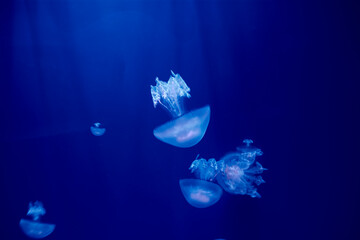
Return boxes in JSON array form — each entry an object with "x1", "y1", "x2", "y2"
[{"x1": 0, "y1": 0, "x2": 359, "y2": 239}]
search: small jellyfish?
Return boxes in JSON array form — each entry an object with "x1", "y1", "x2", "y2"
[
  {"x1": 216, "y1": 139, "x2": 266, "y2": 198},
  {"x1": 19, "y1": 201, "x2": 56, "y2": 239},
  {"x1": 236, "y1": 139, "x2": 263, "y2": 164},
  {"x1": 179, "y1": 157, "x2": 223, "y2": 208},
  {"x1": 151, "y1": 71, "x2": 210, "y2": 148},
  {"x1": 90, "y1": 122, "x2": 106, "y2": 136}
]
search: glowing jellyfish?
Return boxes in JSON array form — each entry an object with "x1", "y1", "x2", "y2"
[
  {"x1": 19, "y1": 201, "x2": 56, "y2": 239},
  {"x1": 90, "y1": 122, "x2": 106, "y2": 136},
  {"x1": 216, "y1": 139, "x2": 266, "y2": 197},
  {"x1": 151, "y1": 71, "x2": 210, "y2": 148},
  {"x1": 179, "y1": 157, "x2": 223, "y2": 208},
  {"x1": 236, "y1": 139, "x2": 263, "y2": 164}
]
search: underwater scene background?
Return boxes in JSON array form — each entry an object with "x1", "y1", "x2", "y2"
[{"x1": 0, "y1": 0, "x2": 359, "y2": 239}]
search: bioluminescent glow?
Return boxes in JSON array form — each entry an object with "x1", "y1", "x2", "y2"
[
  {"x1": 153, "y1": 105, "x2": 210, "y2": 148},
  {"x1": 151, "y1": 71, "x2": 190, "y2": 118},
  {"x1": 217, "y1": 139, "x2": 266, "y2": 197},
  {"x1": 19, "y1": 220, "x2": 56, "y2": 239},
  {"x1": 236, "y1": 139, "x2": 263, "y2": 164},
  {"x1": 19, "y1": 201, "x2": 55, "y2": 239},
  {"x1": 189, "y1": 156, "x2": 219, "y2": 181},
  {"x1": 180, "y1": 139, "x2": 266, "y2": 208},
  {"x1": 90, "y1": 122, "x2": 106, "y2": 136},
  {"x1": 179, "y1": 179, "x2": 223, "y2": 208},
  {"x1": 151, "y1": 71, "x2": 210, "y2": 148},
  {"x1": 180, "y1": 157, "x2": 223, "y2": 208},
  {"x1": 26, "y1": 201, "x2": 46, "y2": 221}
]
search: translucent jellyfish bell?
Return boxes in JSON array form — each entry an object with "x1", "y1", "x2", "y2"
[
  {"x1": 151, "y1": 71, "x2": 210, "y2": 148},
  {"x1": 19, "y1": 220, "x2": 55, "y2": 239},
  {"x1": 217, "y1": 140, "x2": 266, "y2": 197},
  {"x1": 179, "y1": 179, "x2": 222, "y2": 208},
  {"x1": 19, "y1": 201, "x2": 56, "y2": 239},
  {"x1": 90, "y1": 122, "x2": 106, "y2": 136},
  {"x1": 179, "y1": 157, "x2": 223, "y2": 208}
]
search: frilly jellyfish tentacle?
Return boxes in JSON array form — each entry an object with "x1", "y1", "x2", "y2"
[
  {"x1": 27, "y1": 201, "x2": 46, "y2": 221},
  {"x1": 254, "y1": 176, "x2": 266, "y2": 185},
  {"x1": 189, "y1": 157, "x2": 219, "y2": 181},
  {"x1": 244, "y1": 161, "x2": 267, "y2": 174},
  {"x1": 150, "y1": 71, "x2": 190, "y2": 118}
]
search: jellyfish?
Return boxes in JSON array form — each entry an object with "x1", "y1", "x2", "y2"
[
  {"x1": 90, "y1": 122, "x2": 106, "y2": 136},
  {"x1": 216, "y1": 139, "x2": 266, "y2": 197},
  {"x1": 151, "y1": 71, "x2": 210, "y2": 148},
  {"x1": 236, "y1": 139, "x2": 263, "y2": 164},
  {"x1": 19, "y1": 201, "x2": 56, "y2": 239},
  {"x1": 179, "y1": 157, "x2": 223, "y2": 208}
]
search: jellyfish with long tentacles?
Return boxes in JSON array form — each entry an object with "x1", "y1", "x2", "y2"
[
  {"x1": 179, "y1": 156, "x2": 223, "y2": 208},
  {"x1": 216, "y1": 139, "x2": 267, "y2": 197},
  {"x1": 151, "y1": 71, "x2": 210, "y2": 148},
  {"x1": 19, "y1": 201, "x2": 56, "y2": 239}
]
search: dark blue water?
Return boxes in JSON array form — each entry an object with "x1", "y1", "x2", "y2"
[{"x1": 1, "y1": 0, "x2": 359, "y2": 239}]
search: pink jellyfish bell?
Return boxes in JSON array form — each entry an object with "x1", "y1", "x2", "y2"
[
  {"x1": 179, "y1": 179, "x2": 222, "y2": 208},
  {"x1": 19, "y1": 201, "x2": 56, "y2": 239},
  {"x1": 151, "y1": 71, "x2": 210, "y2": 148},
  {"x1": 179, "y1": 157, "x2": 223, "y2": 208}
]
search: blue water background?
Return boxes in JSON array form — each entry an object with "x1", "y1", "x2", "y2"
[{"x1": 0, "y1": 0, "x2": 359, "y2": 239}]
